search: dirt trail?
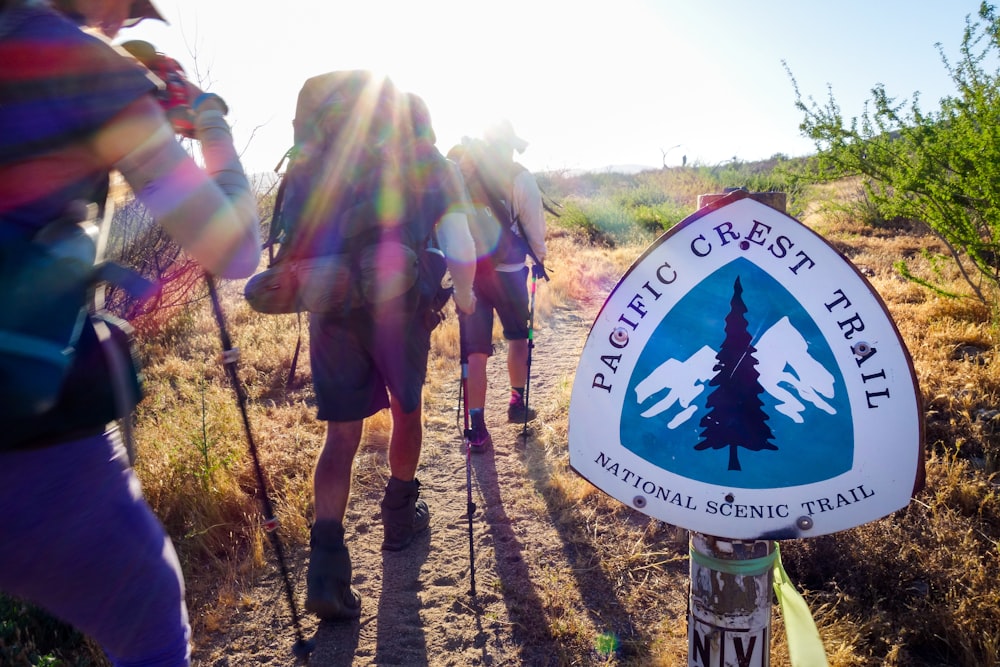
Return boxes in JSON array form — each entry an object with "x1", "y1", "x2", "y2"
[{"x1": 194, "y1": 295, "x2": 608, "y2": 666}]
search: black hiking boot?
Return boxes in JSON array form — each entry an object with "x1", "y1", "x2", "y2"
[
  {"x1": 380, "y1": 477, "x2": 430, "y2": 551},
  {"x1": 507, "y1": 392, "x2": 537, "y2": 423},
  {"x1": 305, "y1": 520, "x2": 362, "y2": 621}
]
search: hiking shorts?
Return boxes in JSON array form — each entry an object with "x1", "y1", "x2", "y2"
[
  {"x1": 310, "y1": 305, "x2": 433, "y2": 422},
  {"x1": 460, "y1": 265, "x2": 530, "y2": 358}
]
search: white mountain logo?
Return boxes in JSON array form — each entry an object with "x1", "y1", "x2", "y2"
[{"x1": 634, "y1": 315, "x2": 837, "y2": 429}]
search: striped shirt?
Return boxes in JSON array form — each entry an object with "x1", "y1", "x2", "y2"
[{"x1": 0, "y1": 2, "x2": 155, "y2": 235}]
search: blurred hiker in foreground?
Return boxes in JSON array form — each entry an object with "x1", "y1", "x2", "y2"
[
  {"x1": 450, "y1": 120, "x2": 549, "y2": 450},
  {"x1": 0, "y1": 1, "x2": 260, "y2": 665},
  {"x1": 278, "y1": 74, "x2": 477, "y2": 620}
]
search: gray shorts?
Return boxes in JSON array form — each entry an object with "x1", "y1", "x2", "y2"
[
  {"x1": 460, "y1": 265, "x2": 530, "y2": 359},
  {"x1": 310, "y1": 306, "x2": 432, "y2": 422}
]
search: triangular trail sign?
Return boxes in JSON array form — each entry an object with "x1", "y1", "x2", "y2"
[{"x1": 569, "y1": 192, "x2": 924, "y2": 539}]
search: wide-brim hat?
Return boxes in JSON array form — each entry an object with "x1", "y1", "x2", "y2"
[
  {"x1": 123, "y1": 1, "x2": 168, "y2": 27},
  {"x1": 484, "y1": 119, "x2": 528, "y2": 153}
]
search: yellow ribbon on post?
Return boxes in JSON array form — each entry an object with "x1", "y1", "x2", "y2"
[{"x1": 773, "y1": 544, "x2": 829, "y2": 667}]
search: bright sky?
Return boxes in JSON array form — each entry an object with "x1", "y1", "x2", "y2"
[{"x1": 124, "y1": 0, "x2": 987, "y2": 175}]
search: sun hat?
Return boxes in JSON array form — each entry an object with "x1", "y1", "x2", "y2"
[
  {"x1": 123, "y1": 0, "x2": 167, "y2": 27},
  {"x1": 484, "y1": 119, "x2": 528, "y2": 154}
]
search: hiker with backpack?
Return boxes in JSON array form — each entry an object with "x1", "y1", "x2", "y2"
[
  {"x1": 256, "y1": 74, "x2": 478, "y2": 621},
  {"x1": 0, "y1": 1, "x2": 260, "y2": 665},
  {"x1": 449, "y1": 120, "x2": 549, "y2": 450}
]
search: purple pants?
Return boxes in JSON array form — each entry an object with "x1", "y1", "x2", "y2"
[{"x1": 0, "y1": 428, "x2": 190, "y2": 666}]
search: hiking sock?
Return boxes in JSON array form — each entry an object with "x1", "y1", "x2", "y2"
[
  {"x1": 381, "y1": 477, "x2": 430, "y2": 551},
  {"x1": 508, "y1": 386, "x2": 536, "y2": 422},
  {"x1": 305, "y1": 519, "x2": 361, "y2": 620},
  {"x1": 468, "y1": 408, "x2": 490, "y2": 448},
  {"x1": 310, "y1": 519, "x2": 348, "y2": 552}
]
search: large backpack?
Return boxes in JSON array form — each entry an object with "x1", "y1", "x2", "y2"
[
  {"x1": 452, "y1": 139, "x2": 539, "y2": 269},
  {"x1": 244, "y1": 71, "x2": 450, "y2": 317},
  {"x1": 0, "y1": 210, "x2": 102, "y2": 420},
  {"x1": 1, "y1": 200, "x2": 149, "y2": 450}
]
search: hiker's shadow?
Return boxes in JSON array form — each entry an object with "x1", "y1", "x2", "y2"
[
  {"x1": 304, "y1": 530, "x2": 430, "y2": 665},
  {"x1": 471, "y1": 438, "x2": 561, "y2": 665},
  {"x1": 306, "y1": 615, "x2": 362, "y2": 666},
  {"x1": 374, "y1": 527, "x2": 432, "y2": 665},
  {"x1": 517, "y1": 425, "x2": 678, "y2": 662}
]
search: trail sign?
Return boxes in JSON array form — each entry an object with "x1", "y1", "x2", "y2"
[{"x1": 569, "y1": 191, "x2": 924, "y2": 539}]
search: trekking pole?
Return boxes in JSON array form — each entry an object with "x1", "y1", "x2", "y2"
[
  {"x1": 522, "y1": 263, "x2": 551, "y2": 439},
  {"x1": 460, "y1": 359, "x2": 477, "y2": 597},
  {"x1": 204, "y1": 275, "x2": 315, "y2": 661},
  {"x1": 523, "y1": 266, "x2": 538, "y2": 439}
]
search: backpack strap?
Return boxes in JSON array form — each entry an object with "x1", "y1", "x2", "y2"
[
  {"x1": 507, "y1": 163, "x2": 547, "y2": 267},
  {"x1": 91, "y1": 200, "x2": 145, "y2": 463},
  {"x1": 93, "y1": 313, "x2": 137, "y2": 462},
  {"x1": 470, "y1": 160, "x2": 544, "y2": 268},
  {"x1": 264, "y1": 171, "x2": 291, "y2": 265},
  {"x1": 286, "y1": 312, "x2": 304, "y2": 390},
  {"x1": 509, "y1": 207, "x2": 545, "y2": 269},
  {"x1": 91, "y1": 198, "x2": 113, "y2": 310}
]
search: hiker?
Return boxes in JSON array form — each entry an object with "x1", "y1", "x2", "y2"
[
  {"x1": 0, "y1": 1, "x2": 260, "y2": 665},
  {"x1": 451, "y1": 120, "x2": 548, "y2": 449},
  {"x1": 304, "y1": 88, "x2": 477, "y2": 621}
]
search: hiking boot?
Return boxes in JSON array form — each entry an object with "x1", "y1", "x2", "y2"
[
  {"x1": 381, "y1": 477, "x2": 430, "y2": 552},
  {"x1": 467, "y1": 424, "x2": 492, "y2": 452},
  {"x1": 305, "y1": 520, "x2": 362, "y2": 621},
  {"x1": 507, "y1": 393, "x2": 537, "y2": 423}
]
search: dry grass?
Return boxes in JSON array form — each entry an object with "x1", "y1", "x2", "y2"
[
  {"x1": 122, "y1": 176, "x2": 1000, "y2": 666},
  {"x1": 777, "y1": 190, "x2": 1000, "y2": 666}
]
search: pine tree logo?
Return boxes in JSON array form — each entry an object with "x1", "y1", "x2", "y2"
[{"x1": 695, "y1": 276, "x2": 777, "y2": 471}]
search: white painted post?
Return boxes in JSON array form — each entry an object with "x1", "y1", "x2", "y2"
[{"x1": 688, "y1": 534, "x2": 775, "y2": 667}]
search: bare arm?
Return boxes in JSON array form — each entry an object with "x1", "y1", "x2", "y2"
[
  {"x1": 513, "y1": 170, "x2": 547, "y2": 265},
  {"x1": 436, "y1": 210, "x2": 477, "y2": 314},
  {"x1": 91, "y1": 95, "x2": 261, "y2": 279}
]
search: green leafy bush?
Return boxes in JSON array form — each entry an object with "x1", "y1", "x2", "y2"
[{"x1": 791, "y1": 3, "x2": 1000, "y2": 314}]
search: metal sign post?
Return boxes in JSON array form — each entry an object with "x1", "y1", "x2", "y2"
[
  {"x1": 689, "y1": 535, "x2": 774, "y2": 667},
  {"x1": 568, "y1": 189, "x2": 924, "y2": 666}
]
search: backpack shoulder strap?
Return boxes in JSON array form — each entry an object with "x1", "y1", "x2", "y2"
[
  {"x1": 264, "y1": 169, "x2": 291, "y2": 263},
  {"x1": 492, "y1": 162, "x2": 546, "y2": 268}
]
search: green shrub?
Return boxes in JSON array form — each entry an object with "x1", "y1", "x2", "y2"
[
  {"x1": 791, "y1": 4, "x2": 1000, "y2": 313},
  {"x1": 553, "y1": 196, "x2": 658, "y2": 247}
]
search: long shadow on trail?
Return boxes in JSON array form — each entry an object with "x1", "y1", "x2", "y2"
[
  {"x1": 518, "y1": 425, "x2": 671, "y2": 663},
  {"x1": 306, "y1": 620, "x2": 363, "y2": 666},
  {"x1": 374, "y1": 531, "x2": 432, "y2": 665},
  {"x1": 471, "y1": 443, "x2": 565, "y2": 666}
]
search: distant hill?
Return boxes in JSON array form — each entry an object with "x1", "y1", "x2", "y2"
[{"x1": 554, "y1": 164, "x2": 659, "y2": 177}]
